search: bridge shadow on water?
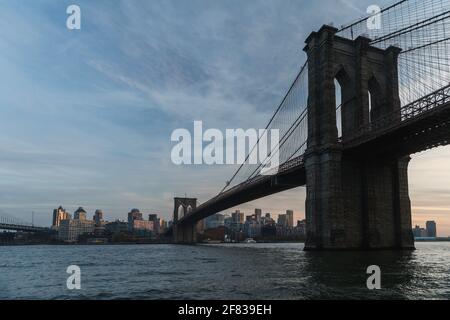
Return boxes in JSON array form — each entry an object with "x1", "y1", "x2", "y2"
[
  {"x1": 300, "y1": 248, "x2": 424, "y2": 299},
  {"x1": 194, "y1": 243, "x2": 439, "y2": 300}
]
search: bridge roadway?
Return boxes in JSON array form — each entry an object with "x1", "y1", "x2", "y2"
[
  {"x1": 0, "y1": 223, "x2": 52, "y2": 233},
  {"x1": 175, "y1": 84, "x2": 450, "y2": 226}
]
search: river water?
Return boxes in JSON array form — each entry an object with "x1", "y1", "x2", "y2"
[{"x1": 0, "y1": 242, "x2": 449, "y2": 300}]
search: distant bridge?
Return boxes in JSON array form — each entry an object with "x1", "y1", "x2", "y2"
[{"x1": 0, "y1": 213, "x2": 52, "y2": 233}]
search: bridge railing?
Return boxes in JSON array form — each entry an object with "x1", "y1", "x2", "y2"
[
  {"x1": 401, "y1": 85, "x2": 450, "y2": 120},
  {"x1": 342, "y1": 84, "x2": 450, "y2": 146}
]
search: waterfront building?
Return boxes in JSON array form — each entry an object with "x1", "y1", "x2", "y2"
[
  {"x1": 244, "y1": 219, "x2": 261, "y2": 238},
  {"x1": 58, "y1": 219, "x2": 95, "y2": 242},
  {"x1": 159, "y1": 219, "x2": 168, "y2": 233},
  {"x1": 52, "y1": 206, "x2": 70, "y2": 229},
  {"x1": 128, "y1": 208, "x2": 143, "y2": 222},
  {"x1": 132, "y1": 219, "x2": 154, "y2": 231},
  {"x1": 286, "y1": 210, "x2": 294, "y2": 228},
  {"x1": 203, "y1": 226, "x2": 228, "y2": 242},
  {"x1": 105, "y1": 220, "x2": 128, "y2": 234},
  {"x1": 149, "y1": 214, "x2": 159, "y2": 234},
  {"x1": 426, "y1": 221, "x2": 437, "y2": 238},
  {"x1": 277, "y1": 214, "x2": 287, "y2": 228},
  {"x1": 127, "y1": 208, "x2": 143, "y2": 231},
  {"x1": 413, "y1": 225, "x2": 421, "y2": 238},
  {"x1": 93, "y1": 209, "x2": 104, "y2": 227},
  {"x1": 261, "y1": 224, "x2": 276, "y2": 238},
  {"x1": 132, "y1": 219, "x2": 154, "y2": 237},
  {"x1": 93, "y1": 225, "x2": 107, "y2": 237},
  {"x1": 295, "y1": 219, "x2": 306, "y2": 236},
  {"x1": 413, "y1": 225, "x2": 428, "y2": 238}
]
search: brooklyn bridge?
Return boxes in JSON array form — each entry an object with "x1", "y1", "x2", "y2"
[{"x1": 168, "y1": 0, "x2": 450, "y2": 250}]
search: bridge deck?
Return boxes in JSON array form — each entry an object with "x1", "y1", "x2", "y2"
[
  {"x1": 178, "y1": 157, "x2": 306, "y2": 224},
  {"x1": 0, "y1": 223, "x2": 52, "y2": 233}
]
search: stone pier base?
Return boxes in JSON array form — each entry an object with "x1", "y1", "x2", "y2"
[
  {"x1": 304, "y1": 149, "x2": 415, "y2": 250},
  {"x1": 173, "y1": 222, "x2": 198, "y2": 244}
]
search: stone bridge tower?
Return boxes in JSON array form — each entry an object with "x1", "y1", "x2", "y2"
[
  {"x1": 173, "y1": 197, "x2": 198, "y2": 244},
  {"x1": 303, "y1": 25, "x2": 414, "y2": 250}
]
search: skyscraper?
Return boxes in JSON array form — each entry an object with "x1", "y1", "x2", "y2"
[
  {"x1": 232, "y1": 210, "x2": 244, "y2": 224},
  {"x1": 426, "y1": 221, "x2": 437, "y2": 237},
  {"x1": 255, "y1": 209, "x2": 262, "y2": 223},
  {"x1": 74, "y1": 207, "x2": 87, "y2": 220},
  {"x1": 159, "y1": 219, "x2": 168, "y2": 233},
  {"x1": 52, "y1": 206, "x2": 70, "y2": 229},
  {"x1": 277, "y1": 214, "x2": 287, "y2": 227},
  {"x1": 93, "y1": 209, "x2": 104, "y2": 227},
  {"x1": 286, "y1": 210, "x2": 294, "y2": 228},
  {"x1": 149, "y1": 214, "x2": 159, "y2": 234},
  {"x1": 128, "y1": 208, "x2": 143, "y2": 225}
]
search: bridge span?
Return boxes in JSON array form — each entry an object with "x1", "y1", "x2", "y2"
[{"x1": 169, "y1": 0, "x2": 450, "y2": 250}]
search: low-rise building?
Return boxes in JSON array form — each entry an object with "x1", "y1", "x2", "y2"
[
  {"x1": 132, "y1": 219, "x2": 154, "y2": 237},
  {"x1": 105, "y1": 220, "x2": 128, "y2": 234}
]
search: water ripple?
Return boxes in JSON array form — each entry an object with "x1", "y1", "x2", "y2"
[{"x1": 0, "y1": 243, "x2": 449, "y2": 299}]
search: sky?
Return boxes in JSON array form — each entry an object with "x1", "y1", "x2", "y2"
[{"x1": 0, "y1": 0, "x2": 449, "y2": 236}]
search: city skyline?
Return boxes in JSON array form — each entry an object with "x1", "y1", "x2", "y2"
[
  {"x1": 4, "y1": 201, "x2": 447, "y2": 238},
  {"x1": 27, "y1": 205, "x2": 301, "y2": 226},
  {"x1": 0, "y1": 0, "x2": 449, "y2": 236}
]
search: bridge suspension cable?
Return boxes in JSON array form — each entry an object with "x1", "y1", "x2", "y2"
[
  {"x1": 337, "y1": 0, "x2": 450, "y2": 107},
  {"x1": 219, "y1": 62, "x2": 309, "y2": 193},
  {"x1": 219, "y1": 0, "x2": 450, "y2": 197}
]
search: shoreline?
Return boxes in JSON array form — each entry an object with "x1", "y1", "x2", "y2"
[{"x1": 2, "y1": 239, "x2": 450, "y2": 247}]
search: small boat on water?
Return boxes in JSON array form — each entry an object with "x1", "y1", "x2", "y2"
[{"x1": 244, "y1": 238, "x2": 257, "y2": 243}]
